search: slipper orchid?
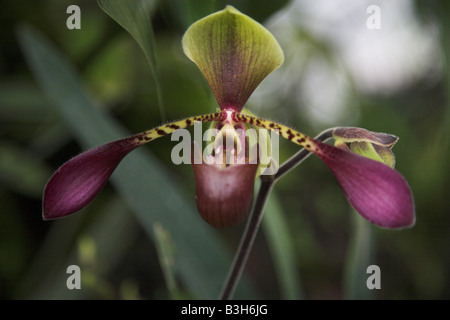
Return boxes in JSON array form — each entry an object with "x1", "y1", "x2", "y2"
[{"x1": 43, "y1": 6, "x2": 415, "y2": 229}]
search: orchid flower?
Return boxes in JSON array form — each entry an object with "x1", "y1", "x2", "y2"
[{"x1": 43, "y1": 6, "x2": 415, "y2": 230}]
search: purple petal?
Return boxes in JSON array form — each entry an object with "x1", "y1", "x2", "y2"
[
  {"x1": 313, "y1": 140, "x2": 415, "y2": 229},
  {"x1": 43, "y1": 137, "x2": 139, "y2": 220}
]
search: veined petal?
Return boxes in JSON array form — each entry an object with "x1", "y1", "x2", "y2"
[
  {"x1": 182, "y1": 6, "x2": 284, "y2": 111},
  {"x1": 313, "y1": 140, "x2": 415, "y2": 229},
  {"x1": 43, "y1": 137, "x2": 139, "y2": 220}
]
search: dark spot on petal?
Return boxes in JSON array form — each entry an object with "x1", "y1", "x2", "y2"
[
  {"x1": 287, "y1": 129, "x2": 294, "y2": 140},
  {"x1": 157, "y1": 129, "x2": 166, "y2": 135}
]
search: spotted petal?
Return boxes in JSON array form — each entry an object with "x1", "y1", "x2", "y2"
[
  {"x1": 43, "y1": 113, "x2": 224, "y2": 220},
  {"x1": 182, "y1": 6, "x2": 284, "y2": 112},
  {"x1": 314, "y1": 140, "x2": 415, "y2": 229},
  {"x1": 232, "y1": 113, "x2": 415, "y2": 228}
]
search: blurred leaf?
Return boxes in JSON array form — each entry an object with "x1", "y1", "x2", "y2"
[
  {"x1": 97, "y1": 0, "x2": 165, "y2": 120},
  {"x1": 77, "y1": 236, "x2": 97, "y2": 267},
  {"x1": 262, "y1": 188, "x2": 302, "y2": 299},
  {"x1": 0, "y1": 192, "x2": 33, "y2": 296},
  {"x1": 153, "y1": 222, "x2": 186, "y2": 299},
  {"x1": 27, "y1": 122, "x2": 72, "y2": 159},
  {"x1": 168, "y1": 0, "x2": 219, "y2": 29},
  {"x1": 17, "y1": 24, "x2": 254, "y2": 299},
  {"x1": 59, "y1": 10, "x2": 109, "y2": 61},
  {"x1": 84, "y1": 35, "x2": 136, "y2": 105},
  {"x1": 119, "y1": 280, "x2": 142, "y2": 300},
  {"x1": 18, "y1": 197, "x2": 136, "y2": 299},
  {"x1": 97, "y1": 0, "x2": 158, "y2": 67},
  {"x1": 221, "y1": 0, "x2": 289, "y2": 22},
  {"x1": 344, "y1": 212, "x2": 375, "y2": 300},
  {"x1": 0, "y1": 142, "x2": 52, "y2": 198},
  {"x1": 0, "y1": 81, "x2": 51, "y2": 122}
]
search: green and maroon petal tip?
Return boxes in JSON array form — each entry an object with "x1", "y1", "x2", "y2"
[
  {"x1": 182, "y1": 5, "x2": 284, "y2": 112},
  {"x1": 349, "y1": 141, "x2": 396, "y2": 168},
  {"x1": 332, "y1": 127, "x2": 399, "y2": 148},
  {"x1": 333, "y1": 127, "x2": 399, "y2": 168},
  {"x1": 313, "y1": 140, "x2": 415, "y2": 229},
  {"x1": 42, "y1": 137, "x2": 139, "y2": 220}
]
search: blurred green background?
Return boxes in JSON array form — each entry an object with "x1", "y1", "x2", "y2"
[{"x1": 0, "y1": 0, "x2": 448, "y2": 300}]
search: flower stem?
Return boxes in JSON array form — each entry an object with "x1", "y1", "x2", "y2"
[
  {"x1": 219, "y1": 177, "x2": 274, "y2": 300},
  {"x1": 219, "y1": 128, "x2": 334, "y2": 300}
]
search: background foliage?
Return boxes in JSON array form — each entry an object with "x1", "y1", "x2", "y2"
[{"x1": 0, "y1": 0, "x2": 448, "y2": 299}]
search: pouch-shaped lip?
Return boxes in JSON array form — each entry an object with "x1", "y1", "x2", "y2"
[{"x1": 192, "y1": 161, "x2": 259, "y2": 228}]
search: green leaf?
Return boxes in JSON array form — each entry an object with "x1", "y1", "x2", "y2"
[
  {"x1": 262, "y1": 188, "x2": 302, "y2": 299},
  {"x1": 0, "y1": 80, "x2": 50, "y2": 121},
  {"x1": 182, "y1": 5, "x2": 284, "y2": 112},
  {"x1": 97, "y1": 0, "x2": 165, "y2": 120},
  {"x1": 344, "y1": 212, "x2": 375, "y2": 300},
  {"x1": 168, "y1": 0, "x2": 218, "y2": 29},
  {"x1": 153, "y1": 222, "x2": 187, "y2": 299},
  {"x1": 0, "y1": 143, "x2": 52, "y2": 198},
  {"x1": 19, "y1": 197, "x2": 137, "y2": 299},
  {"x1": 17, "y1": 24, "x2": 255, "y2": 299}
]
